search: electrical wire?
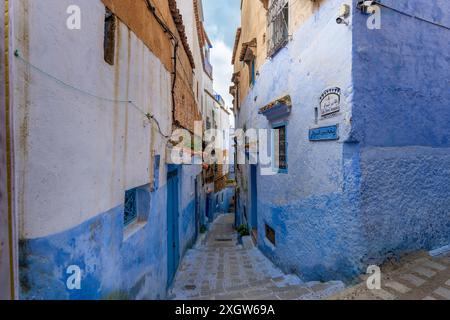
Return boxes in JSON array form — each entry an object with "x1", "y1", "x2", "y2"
[
  {"x1": 145, "y1": 0, "x2": 180, "y2": 132},
  {"x1": 14, "y1": 49, "x2": 171, "y2": 139},
  {"x1": 373, "y1": 0, "x2": 450, "y2": 31}
]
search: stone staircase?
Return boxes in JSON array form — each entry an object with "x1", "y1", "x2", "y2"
[{"x1": 169, "y1": 214, "x2": 345, "y2": 300}]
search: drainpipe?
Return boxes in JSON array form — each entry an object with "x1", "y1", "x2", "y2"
[{"x1": 2, "y1": 0, "x2": 18, "y2": 300}]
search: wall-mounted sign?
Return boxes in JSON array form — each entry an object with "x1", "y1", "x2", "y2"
[
  {"x1": 309, "y1": 125, "x2": 339, "y2": 141},
  {"x1": 319, "y1": 87, "x2": 341, "y2": 117}
]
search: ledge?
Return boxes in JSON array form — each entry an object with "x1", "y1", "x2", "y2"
[{"x1": 258, "y1": 95, "x2": 292, "y2": 122}]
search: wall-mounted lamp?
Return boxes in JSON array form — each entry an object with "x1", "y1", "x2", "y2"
[
  {"x1": 357, "y1": 1, "x2": 376, "y2": 14},
  {"x1": 336, "y1": 4, "x2": 351, "y2": 25}
]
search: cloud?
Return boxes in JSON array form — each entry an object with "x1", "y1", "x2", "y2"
[
  {"x1": 202, "y1": 0, "x2": 241, "y2": 107},
  {"x1": 211, "y1": 40, "x2": 233, "y2": 107}
]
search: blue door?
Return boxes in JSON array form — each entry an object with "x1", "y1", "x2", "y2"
[
  {"x1": 205, "y1": 193, "x2": 211, "y2": 221},
  {"x1": 167, "y1": 167, "x2": 180, "y2": 287},
  {"x1": 250, "y1": 165, "x2": 258, "y2": 230},
  {"x1": 194, "y1": 177, "x2": 200, "y2": 240}
]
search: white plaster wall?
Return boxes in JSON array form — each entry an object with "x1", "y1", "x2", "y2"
[
  {"x1": 237, "y1": 0, "x2": 354, "y2": 201},
  {"x1": 12, "y1": 0, "x2": 172, "y2": 239},
  {"x1": 177, "y1": 0, "x2": 206, "y2": 116}
]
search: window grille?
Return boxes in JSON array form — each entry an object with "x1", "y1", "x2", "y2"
[
  {"x1": 124, "y1": 189, "x2": 138, "y2": 226},
  {"x1": 104, "y1": 8, "x2": 116, "y2": 65},
  {"x1": 267, "y1": 0, "x2": 289, "y2": 57},
  {"x1": 249, "y1": 58, "x2": 256, "y2": 86},
  {"x1": 265, "y1": 224, "x2": 276, "y2": 245},
  {"x1": 274, "y1": 124, "x2": 287, "y2": 172}
]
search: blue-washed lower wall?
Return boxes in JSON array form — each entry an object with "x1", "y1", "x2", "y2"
[
  {"x1": 358, "y1": 147, "x2": 450, "y2": 265},
  {"x1": 19, "y1": 173, "x2": 199, "y2": 300},
  {"x1": 235, "y1": 0, "x2": 359, "y2": 282},
  {"x1": 213, "y1": 188, "x2": 234, "y2": 215},
  {"x1": 179, "y1": 166, "x2": 200, "y2": 258},
  {"x1": 351, "y1": 0, "x2": 450, "y2": 264},
  {"x1": 236, "y1": 0, "x2": 450, "y2": 283},
  {"x1": 257, "y1": 142, "x2": 365, "y2": 282}
]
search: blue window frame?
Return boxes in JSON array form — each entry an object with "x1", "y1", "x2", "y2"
[
  {"x1": 124, "y1": 189, "x2": 138, "y2": 226},
  {"x1": 272, "y1": 122, "x2": 288, "y2": 174},
  {"x1": 250, "y1": 58, "x2": 256, "y2": 86}
]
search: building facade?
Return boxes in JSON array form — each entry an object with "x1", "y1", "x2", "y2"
[
  {"x1": 231, "y1": 0, "x2": 450, "y2": 282},
  {"x1": 0, "y1": 0, "x2": 225, "y2": 299}
]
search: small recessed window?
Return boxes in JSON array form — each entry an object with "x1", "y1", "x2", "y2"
[
  {"x1": 249, "y1": 58, "x2": 256, "y2": 86},
  {"x1": 123, "y1": 184, "x2": 151, "y2": 230},
  {"x1": 265, "y1": 224, "x2": 276, "y2": 246},
  {"x1": 124, "y1": 189, "x2": 138, "y2": 226},
  {"x1": 104, "y1": 7, "x2": 116, "y2": 65},
  {"x1": 268, "y1": 0, "x2": 289, "y2": 57}
]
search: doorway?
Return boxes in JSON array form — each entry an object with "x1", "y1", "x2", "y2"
[
  {"x1": 250, "y1": 164, "x2": 258, "y2": 242},
  {"x1": 205, "y1": 193, "x2": 211, "y2": 222},
  {"x1": 194, "y1": 177, "x2": 200, "y2": 240},
  {"x1": 167, "y1": 166, "x2": 180, "y2": 287}
]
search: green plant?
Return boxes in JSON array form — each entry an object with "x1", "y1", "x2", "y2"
[
  {"x1": 237, "y1": 224, "x2": 250, "y2": 237},
  {"x1": 200, "y1": 225, "x2": 207, "y2": 234}
]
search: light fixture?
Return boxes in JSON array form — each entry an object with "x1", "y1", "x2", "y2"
[
  {"x1": 336, "y1": 4, "x2": 350, "y2": 25},
  {"x1": 357, "y1": 1, "x2": 377, "y2": 14}
]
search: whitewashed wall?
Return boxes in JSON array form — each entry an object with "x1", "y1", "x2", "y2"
[{"x1": 12, "y1": 0, "x2": 172, "y2": 239}]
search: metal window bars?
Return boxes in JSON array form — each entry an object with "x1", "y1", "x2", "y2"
[
  {"x1": 124, "y1": 189, "x2": 138, "y2": 226},
  {"x1": 267, "y1": 0, "x2": 289, "y2": 57}
]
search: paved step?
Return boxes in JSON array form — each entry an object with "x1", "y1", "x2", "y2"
[
  {"x1": 171, "y1": 273, "x2": 344, "y2": 300},
  {"x1": 330, "y1": 251, "x2": 450, "y2": 300},
  {"x1": 169, "y1": 213, "x2": 346, "y2": 300}
]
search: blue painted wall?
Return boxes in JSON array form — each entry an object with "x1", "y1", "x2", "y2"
[
  {"x1": 213, "y1": 188, "x2": 234, "y2": 215},
  {"x1": 19, "y1": 166, "x2": 202, "y2": 300},
  {"x1": 236, "y1": 0, "x2": 358, "y2": 281},
  {"x1": 350, "y1": 0, "x2": 450, "y2": 266},
  {"x1": 235, "y1": 0, "x2": 450, "y2": 282}
]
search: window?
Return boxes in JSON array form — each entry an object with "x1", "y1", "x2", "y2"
[
  {"x1": 265, "y1": 224, "x2": 276, "y2": 246},
  {"x1": 273, "y1": 124, "x2": 287, "y2": 173},
  {"x1": 212, "y1": 110, "x2": 217, "y2": 129},
  {"x1": 104, "y1": 8, "x2": 116, "y2": 65},
  {"x1": 124, "y1": 189, "x2": 138, "y2": 226},
  {"x1": 123, "y1": 184, "x2": 151, "y2": 229},
  {"x1": 249, "y1": 58, "x2": 256, "y2": 86},
  {"x1": 267, "y1": 0, "x2": 289, "y2": 57}
]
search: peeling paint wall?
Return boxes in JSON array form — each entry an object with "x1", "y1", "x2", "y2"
[
  {"x1": 236, "y1": 0, "x2": 357, "y2": 281},
  {"x1": 235, "y1": 0, "x2": 450, "y2": 282},
  {"x1": 11, "y1": 0, "x2": 200, "y2": 299}
]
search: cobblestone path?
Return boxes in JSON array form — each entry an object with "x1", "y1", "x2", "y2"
[
  {"x1": 331, "y1": 251, "x2": 450, "y2": 300},
  {"x1": 169, "y1": 214, "x2": 345, "y2": 300}
]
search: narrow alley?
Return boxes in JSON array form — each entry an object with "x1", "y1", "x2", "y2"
[
  {"x1": 169, "y1": 213, "x2": 345, "y2": 300},
  {"x1": 1, "y1": 0, "x2": 450, "y2": 307}
]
